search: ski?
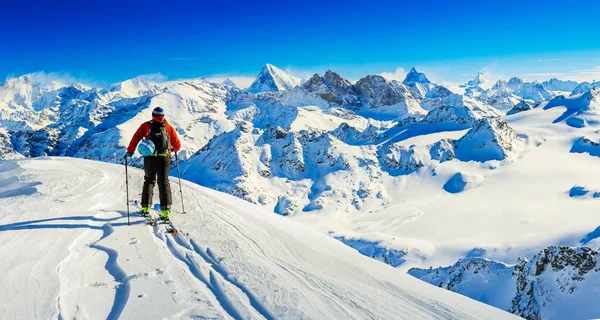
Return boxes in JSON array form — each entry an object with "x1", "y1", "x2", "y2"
[
  {"x1": 152, "y1": 206, "x2": 178, "y2": 236},
  {"x1": 130, "y1": 200, "x2": 158, "y2": 227}
]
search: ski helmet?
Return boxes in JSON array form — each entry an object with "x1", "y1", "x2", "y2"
[{"x1": 137, "y1": 139, "x2": 155, "y2": 156}]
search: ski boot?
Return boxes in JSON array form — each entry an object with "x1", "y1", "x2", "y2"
[
  {"x1": 160, "y1": 209, "x2": 171, "y2": 223},
  {"x1": 140, "y1": 207, "x2": 150, "y2": 217}
]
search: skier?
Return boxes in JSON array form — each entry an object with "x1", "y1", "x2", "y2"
[{"x1": 124, "y1": 107, "x2": 181, "y2": 221}]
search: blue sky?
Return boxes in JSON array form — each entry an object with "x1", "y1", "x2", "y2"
[{"x1": 2, "y1": 0, "x2": 600, "y2": 86}]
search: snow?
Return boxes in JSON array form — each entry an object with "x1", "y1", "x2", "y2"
[
  {"x1": 0, "y1": 157, "x2": 514, "y2": 319},
  {"x1": 5, "y1": 65, "x2": 600, "y2": 317},
  {"x1": 247, "y1": 64, "x2": 301, "y2": 93}
]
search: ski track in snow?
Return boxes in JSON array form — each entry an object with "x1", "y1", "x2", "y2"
[
  {"x1": 0, "y1": 158, "x2": 516, "y2": 319},
  {"x1": 89, "y1": 223, "x2": 130, "y2": 320},
  {"x1": 133, "y1": 200, "x2": 273, "y2": 319}
]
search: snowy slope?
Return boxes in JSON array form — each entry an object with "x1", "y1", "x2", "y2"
[
  {"x1": 409, "y1": 246, "x2": 600, "y2": 320},
  {"x1": 0, "y1": 157, "x2": 514, "y2": 319}
]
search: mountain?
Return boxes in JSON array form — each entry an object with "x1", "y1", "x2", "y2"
[
  {"x1": 506, "y1": 100, "x2": 533, "y2": 115},
  {"x1": 466, "y1": 72, "x2": 491, "y2": 88},
  {"x1": 403, "y1": 67, "x2": 430, "y2": 85},
  {"x1": 479, "y1": 80, "x2": 521, "y2": 111},
  {"x1": 507, "y1": 77, "x2": 525, "y2": 93},
  {"x1": 542, "y1": 86, "x2": 600, "y2": 127},
  {"x1": 542, "y1": 78, "x2": 578, "y2": 92},
  {"x1": 409, "y1": 246, "x2": 600, "y2": 320},
  {"x1": 221, "y1": 78, "x2": 237, "y2": 88},
  {"x1": 402, "y1": 67, "x2": 439, "y2": 99},
  {"x1": 571, "y1": 81, "x2": 600, "y2": 96},
  {"x1": 353, "y1": 75, "x2": 425, "y2": 117},
  {"x1": 454, "y1": 117, "x2": 523, "y2": 162},
  {"x1": 5, "y1": 66, "x2": 600, "y2": 317},
  {"x1": 519, "y1": 82, "x2": 555, "y2": 102},
  {"x1": 247, "y1": 64, "x2": 301, "y2": 92},
  {"x1": 0, "y1": 157, "x2": 515, "y2": 319}
]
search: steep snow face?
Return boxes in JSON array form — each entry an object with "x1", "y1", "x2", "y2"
[
  {"x1": 0, "y1": 157, "x2": 515, "y2": 320},
  {"x1": 247, "y1": 64, "x2": 301, "y2": 92},
  {"x1": 402, "y1": 68, "x2": 440, "y2": 99},
  {"x1": 479, "y1": 80, "x2": 522, "y2": 112},
  {"x1": 101, "y1": 77, "x2": 162, "y2": 100},
  {"x1": 506, "y1": 100, "x2": 533, "y2": 116},
  {"x1": 571, "y1": 81, "x2": 600, "y2": 96},
  {"x1": 420, "y1": 85, "x2": 464, "y2": 111},
  {"x1": 543, "y1": 87, "x2": 600, "y2": 128},
  {"x1": 507, "y1": 77, "x2": 525, "y2": 93},
  {"x1": 542, "y1": 78, "x2": 578, "y2": 92},
  {"x1": 454, "y1": 118, "x2": 523, "y2": 162},
  {"x1": 422, "y1": 105, "x2": 480, "y2": 126},
  {"x1": 410, "y1": 246, "x2": 600, "y2": 320},
  {"x1": 519, "y1": 82, "x2": 555, "y2": 102},
  {"x1": 409, "y1": 258, "x2": 515, "y2": 311}
]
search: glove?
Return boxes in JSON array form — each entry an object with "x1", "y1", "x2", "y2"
[{"x1": 124, "y1": 152, "x2": 133, "y2": 160}]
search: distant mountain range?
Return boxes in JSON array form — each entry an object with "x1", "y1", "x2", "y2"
[{"x1": 2, "y1": 64, "x2": 600, "y2": 318}]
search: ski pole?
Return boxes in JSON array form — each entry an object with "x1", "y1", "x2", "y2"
[
  {"x1": 125, "y1": 158, "x2": 130, "y2": 226},
  {"x1": 175, "y1": 152, "x2": 186, "y2": 214}
]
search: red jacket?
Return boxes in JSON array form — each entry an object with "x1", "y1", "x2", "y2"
[{"x1": 127, "y1": 116, "x2": 181, "y2": 154}]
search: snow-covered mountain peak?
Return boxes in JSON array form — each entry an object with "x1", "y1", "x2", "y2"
[
  {"x1": 102, "y1": 77, "x2": 162, "y2": 98},
  {"x1": 455, "y1": 117, "x2": 523, "y2": 161},
  {"x1": 467, "y1": 72, "x2": 491, "y2": 89},
  {"x1": 403, "y1": 67, "x2": 430, "y2": 85},
  {"x1": 247, "y1": 64, "x2": 301, "y2": 93},
  {"x1": 221, "y1": 78, "x2": 237, "y2": 88},
  {"x1": 542, "y1": 78, "x2": 578, "y2": 92}
]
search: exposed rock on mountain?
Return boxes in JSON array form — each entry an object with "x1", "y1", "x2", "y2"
[
  {"x1": 354, "y1": 75, "x2": 425, "y2": 117},
  {"x1": 479, "y1": 80, "x2": 521, "y2": 111},
  {"x1": 454, "y1": 118, "x2": 522, "y2": 162},
  {"x1": 422, "y1": 105, "x2": 480, "y2": 125},
  {"x1": 409, "y1": 246, "x2": 600, "y2": 320},
  {"x1": 507, "y1": 100, "x2": 533, "y2": 116}
]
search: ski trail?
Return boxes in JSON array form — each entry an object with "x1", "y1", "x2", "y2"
[
  {"x1": 89, "y1": 223, "x2": 131, "y2": 320},
  {"x1": 153, "y1": 221, "x2": 245, "y2": 320},
  {"x1": 189, "y1": 239, "x2": 276, "y2": 320}
]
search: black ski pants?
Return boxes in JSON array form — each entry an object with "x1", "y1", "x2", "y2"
[{"x1": 141, "y1": 156, "x2": 172, "y2": 210}]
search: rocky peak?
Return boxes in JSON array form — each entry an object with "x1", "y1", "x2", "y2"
[
  {"x1": 323, "y1": 70, "x2": 353, "y2": 94},
  {"x1": 354, "y1": 75, "x2": 404, "y2": 106},
  {"x1": 403, "y1": 67, "x2": 430, "y2": 85},
  {"x1": 506, "y1": 100, "x2": 533, "y2": 116},
  {"x1": 455, "y1": 117, "x2": 522, "y2": 162},
  {"x1": 467, "y1": 72, "x2": 487, "y2": 87}
]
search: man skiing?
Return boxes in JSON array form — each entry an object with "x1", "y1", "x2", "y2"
[{"x1": 124, "y1": 107, "x2": 181, "y2": 221}]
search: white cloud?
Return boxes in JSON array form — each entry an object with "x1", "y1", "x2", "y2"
[
  {"x1": 380, "y1": 67, "x2": 407, "y2": 81},
  {"x1": 4, "y1": 71, "x2": 78, "y2": 90},
  {"x1": 137, "y1": 73, "x2": 168, "y2": 83},
  {"x1": 536, "y1": 58, "x2": 562, "y2": 62},
  {"x1": 206, "y1": 76, "x2": 256, "y2": 89}
]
